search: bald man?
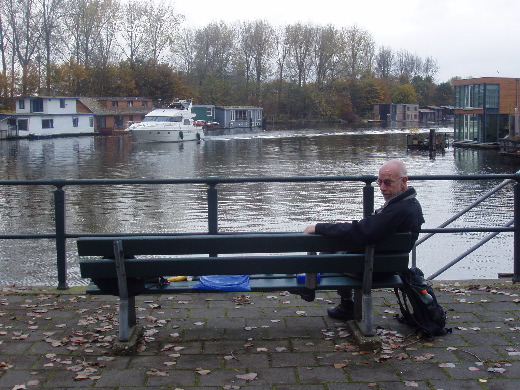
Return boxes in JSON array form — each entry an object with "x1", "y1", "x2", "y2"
[{"x1": 304, "y1": 160, "x2": 425, "y2": 320}]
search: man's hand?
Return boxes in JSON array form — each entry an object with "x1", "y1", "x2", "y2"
[{"x1": 303, "y1": 225, "x2": 316, "y2": 234}]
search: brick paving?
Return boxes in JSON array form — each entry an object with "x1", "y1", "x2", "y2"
[{"x1": 0, "y1": 280, "x2": 519, "y2": 389}]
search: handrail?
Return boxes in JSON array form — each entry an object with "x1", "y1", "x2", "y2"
[{"x1": 0, "y1": 173, "x2": 518, "y2": 289}]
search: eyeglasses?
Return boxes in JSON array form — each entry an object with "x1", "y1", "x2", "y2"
[{"x1": 375, "y1": 177, "x2": 403, "y2": 187}]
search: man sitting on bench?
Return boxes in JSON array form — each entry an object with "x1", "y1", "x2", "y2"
[{"x1": 303, "y1": 159, "x2": 425, "y2": 320}]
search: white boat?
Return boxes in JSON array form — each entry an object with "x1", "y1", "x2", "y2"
[{"x1": 127, "y1": 100, "x2": 204, "y2": 143}]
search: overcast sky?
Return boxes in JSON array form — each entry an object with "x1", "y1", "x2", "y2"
[{"x1": 174, "y1": 0, "x2": 519, "y2": 83}]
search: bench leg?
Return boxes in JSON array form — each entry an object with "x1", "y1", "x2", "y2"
[
  {"x1": 361, "y1": 291, "x2": 375, "y2": 336},
  {"x1": 113, "y1": 239, "x2": 138, "y2": 342},
  {"x1": 118, "y1": 295, "x2": 137, "y2": 342}
]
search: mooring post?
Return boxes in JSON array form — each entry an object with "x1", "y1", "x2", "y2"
[
  {"x1": 54, "y1": 183, "x2": 68, "y2": 290},
  {"x1": 514, "y1": 176, "x2": 520, "y2": 283}
]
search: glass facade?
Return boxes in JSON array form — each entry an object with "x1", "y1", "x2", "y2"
[{"x1": 454, "y1": 82, "x2": 503, "y2": 142}]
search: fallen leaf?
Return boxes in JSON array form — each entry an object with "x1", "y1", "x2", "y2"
[
  {"x1": 439, "y1": 363, "x2": 456, "y2": 368},
  {"x1": 236, "y1": 373, "x2": 257, "y2": 381}
]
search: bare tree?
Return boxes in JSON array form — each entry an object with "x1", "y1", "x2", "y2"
[
  {"x1": 342, "y1": 25, "x2": 375, "y2": 79},
  {"x1": 173, "y1": 27, "x2": 197, "y2": 75},
  {"x1": 0, "y1": 8, "x2": 8, "y2": 75},
  {"x1": 142, "y1": 0, "x2": 184, "y2": 63},
  {"x1": 4, "y1": 0, "x2": 43, "y2": 95},
  {"x1": 285, "y1": 22, "x2": 315, "y2": 87},
  {"x1": 239, "y1": 20, "x2": 274, "y2": 83},
  {"x1": 374, "y1": 46, "x2": 394, "y2": 79},
  {"x1": 273, "y1": 25, "x2": 289, "y2": 85},
  {"x1": 422, "y1": 56, "x2": 438, "y2": 79},
  {"x1": 119, "y1": 1, "x2": 147, "y2": 65},
  {"x1": 193, "y1": 21, "x2": 236, "y2": 80},
  {"x1": 395, "y1": 50, "x2": 423, "y2": 79},
  {"x1": 64, "y1": 0, "x2": 119, "y2": 69},
  {"x1": 313, "y1": 24, "x2": 342, "y2": 88},
  {"x1": 39, "y1": 0, "x2": 66, "y2": 93}
]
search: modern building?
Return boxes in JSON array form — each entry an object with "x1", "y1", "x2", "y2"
[{"x1": 452, "y1": 77, "x2": 519, "y2": 143}]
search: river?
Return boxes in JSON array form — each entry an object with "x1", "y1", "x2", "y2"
[{"x1": 0, "y1": 126, "x2": 518, "y2": 286}]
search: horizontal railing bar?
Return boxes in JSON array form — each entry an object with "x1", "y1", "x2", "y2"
[
  {"x1": 0, "y1": 173, "x2": 518, "y2": 187},
  {"x1": 0, "y1": 227, "x2": 514, "y2": 241}
]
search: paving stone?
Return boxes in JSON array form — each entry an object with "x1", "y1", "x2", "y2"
[{"x1": 297, "y1": 365, "x2": 348, "y2": 383}]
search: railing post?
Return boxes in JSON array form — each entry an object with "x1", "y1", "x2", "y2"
[
  {"x1": 362, "y1": 177, "x2": 375, "y2": 217},
  {"x1": 207, "y1": 178, "x2": 218, "y2": 234},
  {"x1": 54, "y1": 183, "x2": 68, "y2": 290},
  {"x1": 514, "y1": 179, "x2": 520, "y2": 283}
]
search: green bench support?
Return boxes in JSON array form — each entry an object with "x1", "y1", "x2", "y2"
[{"x1": 78, "y1": 232, "x2": 412, "y2": 344}]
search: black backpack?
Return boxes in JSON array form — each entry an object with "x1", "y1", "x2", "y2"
[{"x1": 394, "y1": 267, "x2": 452, "y2": 340}]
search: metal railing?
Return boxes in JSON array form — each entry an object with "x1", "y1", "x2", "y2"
[{"x1": 0, "y1": 173, "x2": 518, "y2": 289}]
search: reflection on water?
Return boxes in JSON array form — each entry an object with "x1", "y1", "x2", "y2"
[{"x1": 0, "y1": 127, "x2": 517, "y2": 285}]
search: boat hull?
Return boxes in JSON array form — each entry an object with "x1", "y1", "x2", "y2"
[{"x1": 128, "y1": 128, "x2": 203, "y2": 143}]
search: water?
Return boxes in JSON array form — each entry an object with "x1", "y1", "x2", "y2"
[{"x1": 0, "y1": 126, "x2": 518, "y2": 286}]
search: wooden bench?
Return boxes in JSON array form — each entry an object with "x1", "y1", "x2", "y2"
[{"x1": 78, "y1": 232, "x2": 412, "y2": 346}]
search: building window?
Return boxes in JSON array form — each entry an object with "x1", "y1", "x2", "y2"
[
  {"x1": 72, "y1": 117, "x2": 79, "y2": 127},
  {"x1": 206, "y1": 107, "x2": 214, "y2": 116},
  {"x1": 18, "y1": 100, "x2": 25, "y2": 109},
  {"x1": 32, "y1": 98, "x2": 44, "y2": 113},
  {"x1": 142, "y1": 101, "x2": 148, "y2": 107},
  {"x1": 17, "y1": 119, "x2": 28, "y2": 131},
  {"x1": 42, "y1": 119, "x2": 54, "y2": 128},
  {"x1": 234, "y1": 110, "x2": 247, "y2": 120},
  {"x1": 60, "y1": 99, "x2": 66, "y2": 108},
  {"x1": 112, "y1": 101, "x2": 118, "y2": 107},
  {"x1": 486, "y1": 84, "x2": 499, "y2": 109},
  {"x1": 128, "y1": 101, "x2": 133, "y2": 107},
  {"x1": 89, "y1": 117, "x2": 94, "y2": 127}
]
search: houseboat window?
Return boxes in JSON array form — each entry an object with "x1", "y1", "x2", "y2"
[
  {"x1": 89, "y1": 117, "x2": 94, "y2": 127},
  {"x1": 485, "y1": 84, "x2": 499, "y2": 109},
  {"x1": 169, "y1": 116, "x2": 182, "y2": 122},
  {"x1": 31, "y1": 98, "x2": 44, "y2": 113},
  {"x1": 235, "y1": 110, "x2": 247, "y2": 120},
  {"x1": 112, "y1": 101, "x2": 119, "y2": 107},
  {"x1": 18, "y1": 100, "x2": 25, "y2": 109},
  {"x1": 206, "y1": 107, "x2": 214, "y2": 116},
  {"x1": 42, "y1": 119, "x2": 54, "y2": 128},
  {"x1": 60, "y1": 99, "x2": 66, "y2": 108},
  {"x1": 142, "y1": 101, "x2": 148, "y2": 107},
  {"x1": 17, "y1": 119, "x2": 28, "y2": 131},
  {"x1": 184, "y1": 119, "x2": 190, "y2": 125},
  {"x1": 72, "y1": 117, "x2": 79, "y2": 127},
  {"x1": 128, "y1": 101, "x2": 133, "y2": 107}
]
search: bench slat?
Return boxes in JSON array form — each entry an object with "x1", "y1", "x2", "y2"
[
  {"x1": 80, "y1": 253, "x2": 409, "y2": 278},
  {"x1": 77, "y1": 233, "x2": 412, "y2": 257}
]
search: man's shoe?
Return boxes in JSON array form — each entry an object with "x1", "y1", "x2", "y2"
[
  {"x1": 297, "y1": 288, "x2": 316, "y2": 302},
  {"x1": 327, "y1": 301, "x2": 355, "y2": 320}
]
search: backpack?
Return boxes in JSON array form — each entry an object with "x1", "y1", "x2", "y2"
[{"x1": 394, "y1": 267, "x2": 452, "y2": 340}]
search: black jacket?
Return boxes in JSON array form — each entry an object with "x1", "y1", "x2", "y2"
[{"x1": 315, "y1": 187, "x2": 424, "y2": 251}]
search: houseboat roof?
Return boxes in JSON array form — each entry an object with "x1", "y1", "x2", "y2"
[{"x1": 78, "y1": 98, "x2": 152, "y2": 116}]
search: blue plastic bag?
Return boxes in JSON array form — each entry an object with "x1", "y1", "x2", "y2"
[{"x1": 193, "y1": 275, "x2": 251, "y2": 291}]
